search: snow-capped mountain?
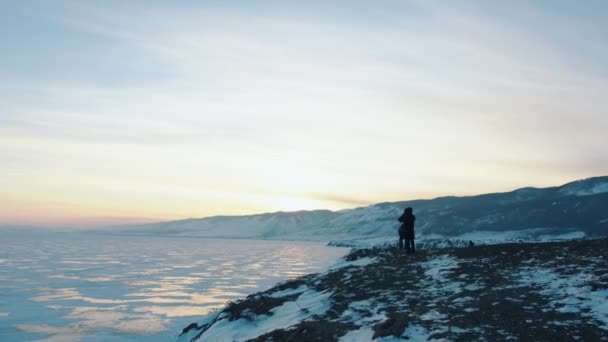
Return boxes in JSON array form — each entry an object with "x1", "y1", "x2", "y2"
[{"x1": 106, "y1": 176, "x2": 608, "y2": 243}]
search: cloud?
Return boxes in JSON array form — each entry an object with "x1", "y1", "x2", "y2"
[
  {"x1": 1, "y1": 1, "x2": 607, "y2": 224},
  {"x1": 308, "y1": 193, "x2": 375, "y2": 207}
]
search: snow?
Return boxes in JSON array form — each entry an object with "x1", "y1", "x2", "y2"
[
  {"x1": 268, "y1": 285, "x2": 307, "y2": 298},
  {"x1": 518, "y1": 261, "x2": 608, "y2": 330},
  {"x1": 420, "y1": 310, "x2": 447, "y2": 321},
  {"x1": 329, "y1": 256, "x2": 379, "y2": 270},
  {"x1": 418, "y1": 255, "x2": 463, "y2": 297},
  {"x1": 338, "y1": 326, "x2": 375, "y2": 341},
  {"x1": 439, "y1": 229, "x2": 587, "y2": 245},
  {"x1": 181, "y1": 289, "x2": 333, "y2": 342},
  {"x1": 452, "y1": 296, "x2": 475, "y2": 303},
  {"x1": 400, "y1": 325, "x2": 431, "y2": 340},
  {"x1": 342, "y1": 331, "x2": 437, "y2": 342},
  {"x1": 421, "y1": 255, "x2": 459, "y2": 283},
  {"x1": 334, "y1": 255, "x2": 471, "y2": 341},
  {"x1": 559, "y1": 180, "x2": 608, "y2": 196},
  {"x1": 186, "y1": 250, "x2": 490, "y2": 342},
  {"x1": 463, "y1": 284, "x2": 484, "y2": 291},
  {"x1": 536, "y1": 231, "x2": 587, "y2": 241},
  {"x1": 340, "y1": 300, "x2": 388, "y2": 326}
]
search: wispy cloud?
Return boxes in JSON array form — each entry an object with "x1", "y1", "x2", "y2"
[{"x1": 1, "y1": 1, "x2": 607, "y2": 225}]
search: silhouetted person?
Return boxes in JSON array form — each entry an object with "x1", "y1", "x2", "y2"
[
  {"x1": 469, "y1": 240, "x2": 475, "y2": 247},
  {"x1": 398, "y1": 207, "x2": 416, "y2": 253}
]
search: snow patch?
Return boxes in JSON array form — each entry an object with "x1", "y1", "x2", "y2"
[
  {"x1": 268, "y1": 285, "x2": 307, "y2": 298},
  {"x1": 338, "y1": 326, "x2": 375, "y2": 341},
  {"x1": 329, "y1": 257, "x2": 379, "y2": 271},
  {"x1": 401, "y1": 324, "x2": 430, "y2": 340},
  {"x1": 340, "y1": 300, "x2": 388, "y2": 325},
  {"x1": 463, "y1": 283, "x2": 485, "y2": 291},
  {"x1": 536, "y1": 231, "x2": 587, "y2": 241},
  {"x1": 420, "y1": 310, "x2": 447, "y2": 321},
  {"x1": 444, "y1": 229, "x2": 587, "y2": 245},
  {"x1": 189, "y1": 289, "x2": 334, "y2": 341},
  {"x1": 518, "y1": 265, "x2": 608, "y2": 330},
  {"x1": 422, "y1": 255, "x2": 459, "y2": 283},
  {"x1": 559, "y1": 181, "x2": 608, "y2": 196},
  {"x1": 452, "y1": 296, "x2": 475, "y2": 303}
]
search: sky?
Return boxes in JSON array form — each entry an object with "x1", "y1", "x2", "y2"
[{"x1": 1, "y1": 0, "x2": 607, "y2": 227}]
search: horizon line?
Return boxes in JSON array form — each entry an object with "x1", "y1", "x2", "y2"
[{"x1": 3, "y1": 174, "x2": 605, "y2": 229}]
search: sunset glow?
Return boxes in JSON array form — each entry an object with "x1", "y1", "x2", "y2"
[{"x1": 1, "y1": 1, "x2": 607, "y2": 226}]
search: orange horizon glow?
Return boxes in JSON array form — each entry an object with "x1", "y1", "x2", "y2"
[{"x1": 1, "y1": 174, "x2": 601, "y2": 227}]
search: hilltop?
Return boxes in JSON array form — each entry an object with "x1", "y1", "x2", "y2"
[{"x1": 178, "y1": 238, "x2": 608, "y2": 341}]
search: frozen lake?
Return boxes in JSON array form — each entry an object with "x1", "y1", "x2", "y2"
[{"x1": 0, "y1": 232, "x2": 348, "y2": 341}]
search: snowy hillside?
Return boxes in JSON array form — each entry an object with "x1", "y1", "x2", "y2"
[
  {"x1": 105, "y1": 176, "x2": 608, "y2": 244},
  {"x1": 557, "y1": 176, "x2": 608, "y2": 196},
  {"x1": 178, "y1": 238, "x2": 608, "y2": 341},
  {"x1": 108, "y1": 210, "x2": 339, "y2": 239}
]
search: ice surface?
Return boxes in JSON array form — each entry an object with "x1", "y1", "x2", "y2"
[{"x1": 0, "y1": 232, "x2": 348, "y2": 341}]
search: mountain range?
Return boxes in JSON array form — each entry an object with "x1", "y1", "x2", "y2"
[{"x1": 103, "y1": 176, "x2": 608, "y2": 244}]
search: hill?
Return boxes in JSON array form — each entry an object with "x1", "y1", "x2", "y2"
[
  {"x1": 105, "y1": 176, "x2": 608, "y2": 244},
  {"x1": 178, "y1": 238, "x2": 608, "y2": 341}
]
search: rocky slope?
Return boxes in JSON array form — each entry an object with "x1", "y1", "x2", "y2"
[
  {"x1": 178, "y1": 238, "x2": 608, "y2": 341},
  {"x1": 105, "y1": 177, "x2": 608, "y2": 243}
]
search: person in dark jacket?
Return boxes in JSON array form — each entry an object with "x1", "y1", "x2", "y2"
[{"x1": 398, "y1": 207, "x2": 416, "y2": 253}]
